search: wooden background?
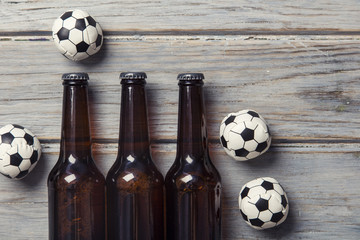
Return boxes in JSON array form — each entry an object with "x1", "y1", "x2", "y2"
[{"x1": 0, "y1": 0, "x2": 359, "y2": 239}]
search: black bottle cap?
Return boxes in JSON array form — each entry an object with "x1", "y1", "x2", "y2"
[
  {"x1": 120, "y1": 72, "x2": 147, "y2": 84},
  {"x1": 177, "y1": 73, "x2": 204, "y2": 86},
  {"x1": 120, "y1": 72, "x2": 147, "y2": 80},
  {"x1": 62, "y1": 73, "x2": 89, "y2": 85},
  {"x1": 177, "y1": 73, "x2": 204, "y2": 81}
]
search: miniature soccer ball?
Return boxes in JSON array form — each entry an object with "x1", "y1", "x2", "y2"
[
  {"x1": 219, "y1": 109, "x2": 271, "y2": 161},
  {"x1": 0, "y1": 124, "x2": 42, "y2": 179},
  {"x1": 239, "y1": 177, "x2": 289, "y2": 230},
  {"x1": 52, "y1": 9, "x2": 103, "y2": 61}
]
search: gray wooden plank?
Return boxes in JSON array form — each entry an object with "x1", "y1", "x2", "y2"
[
  {"x1": 0, "y1": 143, "x2": 359, "y2": 239},
  {"x1": 0, "y1": 37, "x2": 359, "y2": 141},
  {"x1": 0, "y1": 0, "x2": 360, "y2": 33},
  {"x1": 0, "y1": 1, "x2": 359, "y2": 240}
]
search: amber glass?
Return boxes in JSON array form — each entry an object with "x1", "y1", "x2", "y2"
[
  {"x1": 165, "y1": 73, "x2": 222, "y2": 240},
  {"x1": 47, "y1": 73, "x2": 106, "y2": 240},
  {"x1": 106, "y1": 72, "x2": 165, "y2": 240}
]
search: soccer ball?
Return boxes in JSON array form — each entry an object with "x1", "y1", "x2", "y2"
[
  {"x1": 52, "y1": 9, "x2": 104, "y2": 61},
  {"x1": 219, "y1": 109, "x2": 271, "y2": 161},
  {"x1": 239, "y1": 177, "x2": 289, "y2": 230},
  {"x1": 0, "y1": 124, "x2": 42, "y2": 179}
]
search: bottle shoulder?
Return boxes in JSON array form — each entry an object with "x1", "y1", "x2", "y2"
[
  {"x1": 165, "y1": 170, "x2": 221, "y2": 192},
  {"x1": 166, "y1": 156, "x2": 221, "y2": 177},
  {"x1": 47, "y1": 159, "x2": 105, "y2": 189},
  {"x1": 107, "y1": 156, "x2": 163, "y2": 178},
  {"x1": 106, "y1": 160, "x2": 164, "y2": 192},
  {"x1": 165, "y1": 158, "x2": 221, "y2": 191}
]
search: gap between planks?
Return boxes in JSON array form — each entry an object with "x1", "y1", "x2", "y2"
[
  {"x1": 38, "y1": 137, "x2": 360, "y2": 145},
  {"x1": 1, "y1": 30, "x2": 360, "y2": 36},
  {"x1": 0, "y1": 32, "x2": 360, "y2": 42}
]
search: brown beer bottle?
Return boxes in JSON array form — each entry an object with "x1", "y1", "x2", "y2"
[
  {"x1": 47, "y1": 73, "x2": 106, "y2": 240},
  {"x1": 165, "y1": 73, "x2": 222, "y2": 240},
  {"x1": 106, "y1": 72, "x2": 165, "y2": 240}
]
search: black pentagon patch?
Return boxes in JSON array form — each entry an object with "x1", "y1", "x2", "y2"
[
  {"x1": 255, "y1": 198, "x2": 269, "y2": 212},
  {"x1": 240, "y1": 128, "x2": 254, "y2": 141},
  {"x1": 255, "y1": 142, "x2": 268, "y2": 152},
  {"x1": 271, "y1": 212, "x2": 284, "y2": 223},
  {"x1": 247, "y1": 110, "x2": 259, "y2": 118},
  {"x1": 10, "y1": 153, "x2": 23, "y2": 166},
  {"x1": 57, "y1": 27, "x2": 70, "y2": 41},
  {"x1": 95, "y1": 34, "x2": 102, "y2": 47},
  {"x1": 24, "y1": 133, "x2": 34, "y2": 145},
  {"x1": 86, "y1": 16, "x2": 96, "y2": 27},
  {"x1": 75, "y1": 19, "x2": 86, "y2": 31},
  {"x1": 235, "y1": 148, "x2": 249, "y2": 157},
  {"x1": 249, "y1": 218, "x2": 264, "y2": 227},
  {"x1": 1, "y1": 132, "x2": 14, "y2": 144},
  {"x1": 281, "y1": 195, "x2": 288, "y2": 208},
  {"x1": 225, "y1": 115, "x2": 235, "y2": 125},
  {"x1": 12, "y1": 124, "x2": 24, "y2": 129},
  {"x1": 261, "y1": 180, "x2": 274, "y2": 191},
  {"x1": 16, "y1": 170, "x2": 28, "y2": 179},
  {"x1": 60, "y1": 11, "x2": 73, "y2": 20},
  {"x1": 240, "y1": 209, "x2": 248, "y2": 221},
  {"x1": 76, "y1": 41, "x2": 89, "y2": 52},
  {"x1": 240, "y1": 187, "x2": 250, "y2": 199},
  {"x1": 30, "y1": 151, "x2": 38, "y2": 164},
  {"x1": 220, "y1": 136, "x2": 227, "y2": 148}
]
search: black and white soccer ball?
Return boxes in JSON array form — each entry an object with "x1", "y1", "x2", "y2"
[
  {"x1": 220, "y1": 109, "x2": 271, "y2": 161},
  {"x1": 239, "y1": 177, "x2": 289, "y2": 230},
  {"x1": 52, "y1": 9, "x2": 103, "y2": 61},
  {"x1": 0, "y1": 124, "x2": 42, "y2": 179}
]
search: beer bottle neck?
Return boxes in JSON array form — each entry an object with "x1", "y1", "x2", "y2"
[
  {"x1": 176, "y1": 80, "x2": 208, "y2": 161},
  {"x1": 117, "y1": 80, "x2": 151, "y2": 161},
  {"x1": 59, "y1": 82, "x2": 92, "y2": 161}
]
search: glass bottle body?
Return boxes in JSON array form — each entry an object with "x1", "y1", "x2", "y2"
[
  {"x1": 47, "y1": 75, "x2": 106, "y2": 240},
  {"x1": 106, "y1": 74, "x2": 165, "y2": 240},
  {"x1": 48, "y1": 157, "x2": 106, "y2": 240},
  {"x1": 165, "y1": 75, "x2": 222, "y2": 240},
  {"x1": 165, "y1": 157, "x2": 222, "y2": 240},
  {"x1": 107, "y1": 155, "x2": 164, "y2": 240}
]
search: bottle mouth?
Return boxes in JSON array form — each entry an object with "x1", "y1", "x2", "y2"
[
  {"x1": 177, "y1": 73, "x2": 204, "y2": 86},
  {"x1": 62, "y1": 73, "x2": 89, "y2": 85}
]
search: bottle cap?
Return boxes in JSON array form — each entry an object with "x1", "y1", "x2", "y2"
[
  {"x1": 177, "y1": 73, "x2": 204, "y2": 81},
  {"x1": 120, "y1": 72, "x2": 147, "y2": 84},
  {"x1": 120, "y1": 72, "x2": 147, "y2": 80},
  {"x1": 62, "y1": 73, "x2": 89, "y2": 85},
  {"x1": 177, "y1": 73, "x2": 204, "y2": 86}
]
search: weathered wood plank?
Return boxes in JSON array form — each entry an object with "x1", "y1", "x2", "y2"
[
  {"x1": 0, "y1": 37, "x2": 359, "y2": 141},
  {"x1": 0, "y1": 143, "x2": 359, "y2": 239},
  {"x1": 0, "y1": 1, "x2": 359, "y2": 239},
  {"x1": 0, "y1": 0, "x2": 360, "y2": 33}
]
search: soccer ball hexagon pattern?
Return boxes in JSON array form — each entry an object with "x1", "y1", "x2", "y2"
[
  {"x1": 0, "y1": 124, "x2": 42, "y2": 179},
  {"x1": 52, "y1": 9, "x2": 103, "y2": 61},
  {"x1": 239, "y1": 177, "x2": 289, "y2": 230},
  {"x1": 220, "y1": 109, "x2": 271, "y2": 161}
]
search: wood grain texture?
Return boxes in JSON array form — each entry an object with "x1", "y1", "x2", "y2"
[
  {"x1": 0, "y1": 143, "x2": 359, "y2": 239},
  {"x1": 0, "y1": 0, "x2": 360, "y2": 33},
  {"x1": 1, "y1": 0, "x2": 360, "y2": 239},
  {"x1": 0, "y1": 37, "x2": 359, "y2": 141}
]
